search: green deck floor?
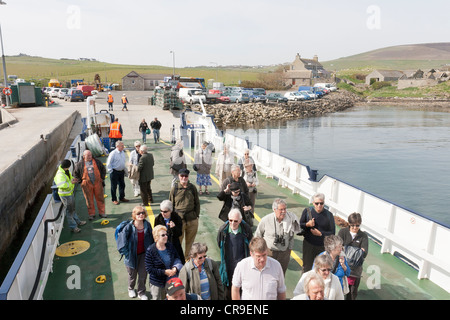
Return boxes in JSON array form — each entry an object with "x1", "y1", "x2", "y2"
[{"x1": 43, "y1": 139, "x2": 450, "y2": 300}]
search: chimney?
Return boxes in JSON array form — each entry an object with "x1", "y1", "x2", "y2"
[{"x1": 313, "y1": 55, "x2": 318, "y2": 62}]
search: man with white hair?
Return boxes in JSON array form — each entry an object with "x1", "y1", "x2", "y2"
[
  {"x1": 106, "y1": 141, "x2": 129, "y2": 205},
  {"x1": 138, "y1": 145, "x2": 154, "y2": 206}
]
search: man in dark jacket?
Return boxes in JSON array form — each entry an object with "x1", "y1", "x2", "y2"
[
  {"x1": 150, "y1": 117, "x2": 162, "y2": 143},
  {"x1": 217, "y1": 208, "x2": 253, "y2": 300},
  {"x1": 138, "y1": 145, "x2": 154, "y2": 206}
]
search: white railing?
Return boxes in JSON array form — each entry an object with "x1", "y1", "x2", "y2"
[
  {"x1": 0, "y1": 136, "x2": 85, "y2": 300},
  {"x1": 224, "y1": 132, "x2": 450, "y2": 293},
  {"x1": 0, "y1": 194, "x2": 64, "y2": 300}
]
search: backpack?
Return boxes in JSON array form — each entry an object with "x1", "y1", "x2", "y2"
[{"x1": 115, "y1": 220, "x2": 132, "y2": 260}]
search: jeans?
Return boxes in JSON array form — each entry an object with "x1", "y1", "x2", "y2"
[
  {"x1": 141, "y1": 131, "x2": 147, "y2": 143},
  {"x1": 60, "y1": 194, "x2": 81, "y2": 230},
  {"x1": 153, "y1": 129, "x2": 160, "y2": 143}
]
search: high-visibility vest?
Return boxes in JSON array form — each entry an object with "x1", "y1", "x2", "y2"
[
  {"x1": 107, "y1": 94, "x2": 114, "y2": 103},
  {"x1": 121, "y1": 96, "x2": 127, "y2": 104},
  {"x1": 54, "y1": 165, "x2": 74, "y2": 197},
  {"x1": 109, "y1": 121, "x2": 122, "y2": 139}
]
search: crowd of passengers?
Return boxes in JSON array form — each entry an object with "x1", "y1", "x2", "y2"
[{"x1": 57, "y1": 139, "x2": 368, "y2": 300}]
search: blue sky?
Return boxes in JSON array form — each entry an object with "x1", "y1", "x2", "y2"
[{"x1": 1, "y1": 0, "x2": 449, "y2": 67}]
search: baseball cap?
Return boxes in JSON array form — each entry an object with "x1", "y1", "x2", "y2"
[
  {"x1": 179, "y1": 168, "x2": 190, "y2": 176},
  {"x1": 165, "y1": 277, "x2": 185, "y2": 296}
]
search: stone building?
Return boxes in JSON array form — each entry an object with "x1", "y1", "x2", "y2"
[
  {"x1": 365, "y1": 69, "x2": 405, "y2": 85},
  {"x1": 283, "y1": 53, "x2": 330, "y2": 87},
  {"x1": 122, "y1": 71, "x2": 171, "y2": 91}
]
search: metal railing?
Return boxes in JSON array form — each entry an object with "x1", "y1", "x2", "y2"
[{"x1": 224, "y1": 132, "x2": 450, "y2": 293}]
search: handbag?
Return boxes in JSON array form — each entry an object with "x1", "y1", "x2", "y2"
[
  {"x1": 344, "y1": 245, "x2": 365, "y2": 268},
  {"x1": 297, "y1": 207, "x2": 312, "y2": 236},
  {"x1": 146, "y1": 128, "x2": 151, "y2": 134}
]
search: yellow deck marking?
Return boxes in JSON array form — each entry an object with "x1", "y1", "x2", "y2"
[{"x1": 55, "y1": 240, "x2": 90, "y2": 257}]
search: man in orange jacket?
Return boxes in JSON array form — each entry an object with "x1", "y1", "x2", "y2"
[
  {"x1": 107, "y1": 92, "x2": 114, "y2": 111},
  {"x1": 121, "y1": 94, "x2": 128, "y2": 111},
  {"x1": 109, "y1": 118, "x2": 123, "y2": 150}
]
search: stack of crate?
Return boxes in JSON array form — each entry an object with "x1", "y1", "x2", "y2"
[{"x1": 153, "y1": 88, "x2": 183, "y2": 110}]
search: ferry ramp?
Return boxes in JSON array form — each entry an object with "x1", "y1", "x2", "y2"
[{"x1": 43, "y1": 138, "x2": 450, "y2": 300}]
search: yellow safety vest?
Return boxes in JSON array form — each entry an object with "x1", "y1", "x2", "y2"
[{"x1": 54, "y1": 165, "x2": 74, "y2": 197}]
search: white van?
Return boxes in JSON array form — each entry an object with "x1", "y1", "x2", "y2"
[
  {"x1": 178, "y1": 88, "x2": 206, "y2": 104},
  {"x1": 314, "y1": 82, "x2": 337, "y2": 91}
]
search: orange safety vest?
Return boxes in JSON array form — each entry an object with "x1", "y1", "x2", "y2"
[
  {"x1": 121, "y1": 96, "x2": 127, "y2": 104},
  {"x1": 109, "y1": 121, "x2": 122, "y2": 139},
  {"x1": 107, "y1": 94, "x2": 114, "y2": 103}
]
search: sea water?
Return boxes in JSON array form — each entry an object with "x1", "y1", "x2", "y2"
[{"x1": 233, "y1": 104, "x2": 450, "y2": 226}]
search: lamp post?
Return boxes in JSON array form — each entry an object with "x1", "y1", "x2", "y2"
[
  {"x1": 0, "y1": 1, "x2": 8, "y2": 106},
  {"x1": 210, "y1": 62, "x2": 219, "y2": 82},
  {"x1": 170, "y1": 50, "x2": 175, "y2": 79}
]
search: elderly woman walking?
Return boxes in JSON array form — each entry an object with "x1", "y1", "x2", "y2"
[
  {"x1": 293, "y1": 253, "x2": 344, "y2": 300},
  {"x1": 154, "y1": 200, "x2": 184, "y2": 261},
  {"x1": 194, "y1": 141, "x2": 213, "y2": 195},
  {"x1": 145, "y1": 225, "x2": 184, "y2": 300},
  {"x1": 179, "y1": 242, "x2": 225, "y2": 300}
]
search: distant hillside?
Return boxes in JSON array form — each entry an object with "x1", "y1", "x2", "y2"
[{"x1": 322, "y1": 42, "x2": 450, "y2": 71}]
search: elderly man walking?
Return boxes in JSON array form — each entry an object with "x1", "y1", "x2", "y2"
[
  {"x1": 169, "y1": 168, "x2": 200, "y2": 261},
  {"x1": 217, "y1": 208, "x2": 253, "y2": 300},
  {"x1": 106, "y1": 141, "x2": 129, "y2": 205},
  {"x1": 74, "y1": 150, "x2": 106, "y2": 220},
  {"x1": 231, "y1": 237, "x2": 286, "y2": 300},
  {"x1": 255, "y1": 198, "x2": 301, "y2": 275},
  {"x1": 138, "y1": 145, "x2": 154, "y2": 206}
]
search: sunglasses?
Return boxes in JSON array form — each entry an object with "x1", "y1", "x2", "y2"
[
  {"x1": 349, "y1": 224, "x2": 360, "y2": 228},
  {"x1": 161, "y1": 210, "x2": 170, "y2": 213},
  {"x1": 180, "y1": 175, "x2": 189, "y2": 178},
  {"x1": 196, "y1": 255, "x2": 207, "y2": 260},
  {"x1": 160, "y1": 233, "x2": 168, "y2": 237},
  {"x1": 229, "y1": 219, "x2": 240, "y2": 223},
  {"x1": 314, "y1": 202, "x2": 324, "y2": 205},
  {"x1": 137, "y1": 211, "x2": 146, "y2": 215}
]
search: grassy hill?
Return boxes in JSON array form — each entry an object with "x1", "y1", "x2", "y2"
[
  {"x1": 2, "y1": 55, "x2": 265, "y2": 87},
  {"x1": 322, "y1": 42, "x2": 450, "y2": 71}
]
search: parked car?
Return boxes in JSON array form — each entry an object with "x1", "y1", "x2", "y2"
[
  {"x1": 266, "y1": 93, "x2": 288, "y2": 103},
  {"x1": 284, "y1": 92, "x2": 302, "y2": 101},
  {"x1": 49, "y1": 88, "x2": 60, "y2": 97},
  {"x1": 64, "y1": 89, "x2": 85, "y2": 102},
  {"x1": 217, "y1": 95, "x2": 230, "y2": 103},
  {"x1": 294, "y1": 92, "x2": 310, "y2": 100},
  {"x1": 299, "y1": 90, "x2": 319, "y2": 99},
  {"x1": 249, "y1": 88, "x2": 267, "y2": 103},
  {"x1": 58, "y1": 88, "x2": 69, "y2": 99},
  {"x1": 225, "y1": 91, "x2": 250, "y2": 103}
]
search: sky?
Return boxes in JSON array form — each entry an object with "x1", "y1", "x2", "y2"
[{"x1": 1, "y1": 0, "x2": 449, "y2": 67}]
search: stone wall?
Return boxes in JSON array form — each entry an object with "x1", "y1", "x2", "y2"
[{"x1": 0, "y1": 111, "x2": 78, "y2": 258}]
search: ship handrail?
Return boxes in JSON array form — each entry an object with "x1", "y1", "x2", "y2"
[
  {"x1": 0, "y1": 194, "x2": 64, "y2": 300},
  {"x1": 224, "y1": 132, "x2": 450, "y2": 293}
]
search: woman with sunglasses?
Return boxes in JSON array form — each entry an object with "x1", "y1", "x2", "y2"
[
  {"x1": 338, "y1": 213, "x2": 368, "y2": 300},
  {"x1": 154, "y1": 200, "x2": 184, "y2": 262},
  {"x1": 179, "y1": 242, "x2": 225, "y2": 300},
  {"x1": 116, "y1": 206, "x2": 154, "y2": 300},
  {"x1": 145, "y1": 225, "x2": 184, "y2": 300},
  {"x1": 300, "y1": 192, "x2": 336, "y2": 272},
  {"x1": 293, "y1": 254, "x2": 344, "y2": 300}
]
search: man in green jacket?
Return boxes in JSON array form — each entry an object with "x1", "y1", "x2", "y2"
[
  {"x1": 169, "y1": 168, "x2": 200, "y2": 261},
  {"x1": 54, "y1": 159, "x2": 86, "y2": 233}
]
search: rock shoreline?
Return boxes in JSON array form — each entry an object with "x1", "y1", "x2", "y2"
[{"x1": 191, "y1": 91, "x2": 361, "y2": 126}]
